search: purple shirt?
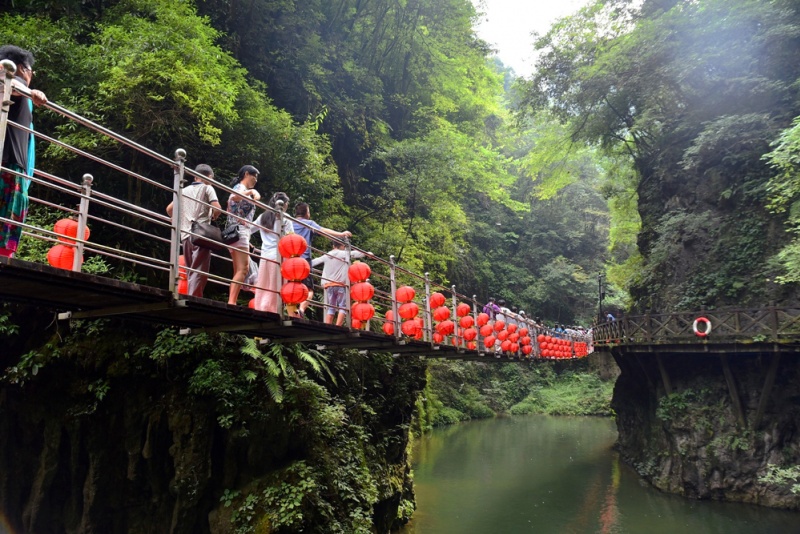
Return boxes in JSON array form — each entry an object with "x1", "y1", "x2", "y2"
[{"x1": 293, "y1": 218, "x2": 322, "y2": 260}]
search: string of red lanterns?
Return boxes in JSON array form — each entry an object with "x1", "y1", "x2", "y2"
[{"x1": 278, "y1": 234, "x2": 309, "y2": 314}]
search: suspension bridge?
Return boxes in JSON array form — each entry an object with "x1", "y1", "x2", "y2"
[
  {"x1": 5, "y1": 59, "x2": 799, "y2": 369},
  {"x1": 0, "y1": 59, "x2": 593, "y2": 362}
]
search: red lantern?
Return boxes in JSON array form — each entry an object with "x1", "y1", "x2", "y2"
[
  {"x1": 352, "y1": 319, "x2": 363, "y2": 329},
  {"x1": 278, "y1": 234, "x2": 307, "y2": 258},
  {"x1": 518, "y1": 327, "x2": 529, "y2": 337},
  {"x1": 463, "y1": 327, "x2": 477, "y2": 341},
  {"x1": 507, "y1": 324, "x2": 518, "y2": 334},
  {"x1": 280, "y1": 257, "x2": 310, "y2": 281},
  {"x1": 522, "y1": 345, "x2": 533, "y2": 356},
  {"x1": 456, "y1": 303, "x2": 471, "y2": 317},
  {"x1": 396, "y1": 285, "x2": 416, "y2": 303},
  {"x1": 433, "y1": 306, "x2": 451, "y2": 322},
  {"x1": 493, "y1": 320, "x2": 505, "y2": 332},
  {"x1": 47, "y1": 244, "x2": 78, "y2": 270},
  {"x1": 433, "y1": 332, "x2": 444, "y2": 344},
  {"x1": 510, "y1": 343, "x2": 520, "y2": 353},
  {"x1": 500, "y1": 340, "x2": 512, "y2": 352},
  {"x1": 352, "y1": 302, "x2": 375, "y2": 322},
  {"x1": 401, "y1": 320, "x2": 418, "y2": 337},
  {"x1": 521, "y1": 336, "x2": 532, "y2": 346},
  {"x1": 280, "y1": 281, "x2": 308, "y2": 304},
  {"x1": 382, "y1": 322, "x2": 394, "y2": 335},
  {"x1": 480, "y1": 324, "x2": 494, "y2": 337},
  {"x1": 348, "y1": 261, "x2": 371, "y2": 283},
  {"x1": 509, "y1": 332, "x2": 520, "y2": 343},
  {"x1": 467, "y1": 341, "x2": 477, "y2": 351},
  {"x1": 350, "y1": 282, "x2": 375, "y2": 302},
  {"x1": 436, "y1": 320, "x2": 455, "y2": 336},
  {"x1": 497, "y1": 330, "x2": 509, "y2": 341},
  {"x1": 398, "y1": 302, "x2": 419, "y2": 320},
  {"x1": 54, "y1": 218, "x2": 90, "y2": 245},
  {"x1": 459, "y1": 315, "x2": 474, "y2": 329},
  {"x1": 248, "y1": 298, "x2": 255, "y2": 309},
  {"x1": 429, "y1": 292, "x2": 446, "y2": 308},
  {"x1": 385, "y1": 310, "x2": 395, "y2": 321},
  {"x1": 484, "y1": 335, "x2": 496, "y2": 348},
  {"x1": 537, "y1": 334, "x2": 546, "y2": 343},
  {"x1": 476, "y1": 313, "x2": 490, "y2": 327}
]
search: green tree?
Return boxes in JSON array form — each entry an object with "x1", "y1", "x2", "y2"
[{"x1": 518, "y1": 0, "x2": 800, "y2": 310}]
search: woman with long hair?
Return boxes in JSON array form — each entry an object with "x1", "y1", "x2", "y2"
[
  {"x1": 253, "y1": 192, "x2": 293, "y2": 313},
  {"x1": 226, "y1": 165, "x2": 261, "y2": 305}
]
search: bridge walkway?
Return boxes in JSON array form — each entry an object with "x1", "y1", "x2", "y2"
[{"x1": 1, "y1": 61, "x2": 592, "y2": 362}]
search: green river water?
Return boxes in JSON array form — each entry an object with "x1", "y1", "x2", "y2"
[{"x1": 402, "y1": 416, "x2": 799, "y2": 533}]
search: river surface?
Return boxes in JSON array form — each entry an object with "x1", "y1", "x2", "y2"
[{"x1": 402, "y1": 416, "x2": 799, "y2": 534}]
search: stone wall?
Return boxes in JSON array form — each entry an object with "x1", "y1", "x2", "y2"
[{"x1": 611, "y1": 350, "x2": 800, "y2": 509}]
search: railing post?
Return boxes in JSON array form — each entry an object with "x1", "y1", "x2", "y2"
[
  {"x1": 344, "y1": 238, "x2": 352, "y2": 328},
  {"x1": 389, "y1": 255, "x2": 400, "y2": 341},
  {"x1": 472, "y1": 294, "x2": 478, "y2": 352},
  {"x1": 169, "y1": 149, "x2": 186, "y2": 296},
  {"x1": 72, "y1": 173, "x2": 93, "y2": 272},
  {"x1": 451, "y1": 285, "x2": 460, "y2": 349},
  {"x1": 770, "y1": 301, "x2": 778, "y2": 340},
  {"x1": 0, "y1": 60, "x2": 15, "y2": 161},
  {"x1": 276, "y1": 200, "x2": 286, "y2": 320},
  {"x1": 424, "y1": 272, "x2": 433, "y2": 345}
]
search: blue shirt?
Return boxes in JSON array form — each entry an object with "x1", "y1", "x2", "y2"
[{"x1": 293, "y1": 218, "x2": 322, "y2": 260}]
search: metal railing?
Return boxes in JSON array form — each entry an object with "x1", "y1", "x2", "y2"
[{"x1": 0, "y1": 59, "x2": 593, "y2": 360}]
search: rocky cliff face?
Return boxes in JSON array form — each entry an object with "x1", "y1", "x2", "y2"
[
  {"x1": 611, "y1": 350, "x2": 800, "y2": 509},
  {"x1": 0, "y1": 306, "x2": 426, "y2": 533}
]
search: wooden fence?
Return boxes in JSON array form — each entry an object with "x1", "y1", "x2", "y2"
[{"x1": 593, "y1": 306, "x2": 800, "y2": 347}]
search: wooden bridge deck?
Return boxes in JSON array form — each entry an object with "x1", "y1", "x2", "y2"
[{"x1": 0, "y1": 256, "x2": 520, "y2": 362}]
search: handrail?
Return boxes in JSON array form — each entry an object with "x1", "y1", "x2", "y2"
[
  {"x1": 0, "y1": 60, "x2": 593, "y2": 361},
  {"x1": 592, "y1": 306, "x2": 800, "y2": 346}
]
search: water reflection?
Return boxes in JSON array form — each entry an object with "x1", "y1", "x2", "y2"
[{"x1": 403, "y1": 416, "x2": 799, "y2": 534}]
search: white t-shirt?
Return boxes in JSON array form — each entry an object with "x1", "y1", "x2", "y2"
[
  {"x1": 179, "y1": 182, "x2": 218, "y2": 239},
  {"x1": 312, "y1": 249, "x2": 366, "y2": 287}
]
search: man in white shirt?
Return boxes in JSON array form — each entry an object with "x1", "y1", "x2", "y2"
[{"x1": 312, "y1": 240, "x2": 369, "y2": 326}]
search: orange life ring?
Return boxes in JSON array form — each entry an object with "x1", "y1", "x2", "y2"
[{"x1": 693, "y1": 317, "x2": 711, "y2": 337}]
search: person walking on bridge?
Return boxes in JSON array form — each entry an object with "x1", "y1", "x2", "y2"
[
  {"x1": 482, "y1": 297, "x2": 501, "y2": 320},
  {"x1": 312, "y1": 240, "x2": 369, "y2": 326},
  {"x1": 225, "y1": 165, "x2": 261, "y2": 305},
  {"x1": 166, "y1": 164, "x2": 220, "y2": 297},
  {"x1": 0, "y1": 45, "x2": 47, "y2": 258},
  {"x1": 292, "y1": 201, "x2": 351, "y2": 318},
  {"x1": 253, "y1": 192, "x2": 293, "y2": 314}
]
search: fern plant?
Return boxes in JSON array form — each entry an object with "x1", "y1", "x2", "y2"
[{"x1": 240, "y1": 339, "x2": 336, "y2": 404}]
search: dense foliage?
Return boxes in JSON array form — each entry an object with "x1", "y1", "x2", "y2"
[
  {"x1": 2, "y1": 0, "x2": 610, "y2": 324},
  {"x1": 415, "y1": 360, "x2": 614, "y2": 431},
  {"x1": 518, "y1": 0, "x2": 800, "y2": 310},
  {"x1": 1, "y1": 305, "x2": 426, "y2": 532}
]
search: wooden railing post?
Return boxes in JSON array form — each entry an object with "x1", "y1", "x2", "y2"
[{"x1": 770, "y1": 301, "x2": 779, "y2": 340}]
